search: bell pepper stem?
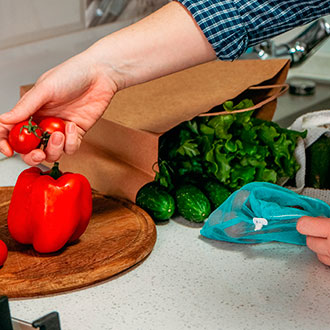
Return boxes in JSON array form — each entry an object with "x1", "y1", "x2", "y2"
[{"x1": 49, "y1": 162, "x2": 62, "y2": 180}]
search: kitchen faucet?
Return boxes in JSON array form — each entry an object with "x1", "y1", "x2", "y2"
[{"x1": 251, "y1": 18, "x2": 330, "y2": 67}]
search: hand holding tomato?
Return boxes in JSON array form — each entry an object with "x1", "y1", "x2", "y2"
[
  {"x1": 0, "y1": 114, "x2": 77, "y2": 165},
  {"x1": 8, "y1": 117, "x2": 67, "y2": 155},
  {"x1": 0, "y1": 48, "x2": 117, "y2": 166},
  {"x1": 8, "y1": 118, "x2": 42, "y2": 154},
  {"x1": 39, "y1": 117, "x2": 66, "y2": 136},
  {"x1": 38, "y1": 117, "x2": 66, "y2": 147}
]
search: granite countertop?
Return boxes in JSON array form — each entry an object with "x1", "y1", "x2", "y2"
[
  {"x1": 3, "y1": 146, "x2": 330, "y2": 330},
  {"x1": 1, "y1": 22, "x2": 330, "y2": 330}
]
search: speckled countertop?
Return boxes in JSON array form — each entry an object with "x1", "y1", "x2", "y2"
[
  {"x1": 2, "y1": 155, "x2": 330, "y2": 330},
  {"x1": 2, "y1": 21, "x2": 330, "y2": 330}
]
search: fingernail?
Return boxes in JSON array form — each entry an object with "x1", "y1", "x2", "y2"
[
  {"x1": 32, "y1": 154, "x2": 44, "y2": 162},
  {"x1": 67, "y1": 123, "x2": 75, "y2": 134},
  {"x1": 52, "y1": 133, "x2": 64, "y2": 146}
]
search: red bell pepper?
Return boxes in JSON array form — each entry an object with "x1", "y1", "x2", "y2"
[
  {"x1": 8, "y1": 162, "x2": 92, "y2": 253},
  {"x1": 0, "y1": 240, "x2": 8, "y2": 266}
]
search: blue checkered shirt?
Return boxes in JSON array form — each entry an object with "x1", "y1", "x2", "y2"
[{"x1": 177, "y1": 0, "x2": 330, "y2": 60}]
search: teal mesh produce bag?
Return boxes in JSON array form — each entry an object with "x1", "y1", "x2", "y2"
[{"x1": 201, "y1": 182, "x2": 330, "y2": 245}]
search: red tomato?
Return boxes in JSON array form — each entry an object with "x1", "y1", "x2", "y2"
[
  {"x1": 39, "y1": 117, "x2": 66, "y2": 136},
  {"x1": 8, "y1": 119, "x2": 42, "y2": 154},
  {"x1": 0, "y1": 240, "x2": 8, "y2": 266}
]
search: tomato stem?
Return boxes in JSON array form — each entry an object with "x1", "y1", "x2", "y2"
[
  {"x1": 20, "y1": 116, "x2": 42, "y2": 139},
  {"x1": 42, "y1": 131, "x2": 51, "y2": 148}
]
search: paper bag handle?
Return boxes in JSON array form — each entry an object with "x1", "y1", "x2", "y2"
[{"x1": 198, "y1": 83, "x2": 289, "y2": 117}]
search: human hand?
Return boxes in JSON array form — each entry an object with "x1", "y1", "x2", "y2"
[
  {"x1": 0, "y1": 50, "x2": 118, "y2": 166},
  {"x1": 0, "y1": 1, "x2": 216, "y2": 166},
  {"x1": 297, "y1": 216, "x2": 330, "y2": 266}
]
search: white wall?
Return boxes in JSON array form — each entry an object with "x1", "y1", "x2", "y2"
[
  {"x1": 0, "y1": 0, "x2": 85, "y2": 50},
  {"x1": 0, "y1": 0, "x2": 169, "y2": 114},
  {"x1": 0, "y1": 0, "x2": 168, "y2": 50}
]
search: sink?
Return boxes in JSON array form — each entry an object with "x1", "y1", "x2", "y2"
[{"x1": 273, "y1": 77, "x2": 330, "y2": 127}]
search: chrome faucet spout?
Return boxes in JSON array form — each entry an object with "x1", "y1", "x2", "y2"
[{"x1": 252, "y1": 18, "x2": 330, "y2": 67}]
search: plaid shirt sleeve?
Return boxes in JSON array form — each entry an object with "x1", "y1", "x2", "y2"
[{"x1": 177, "y1": 0, "x2": 330, "y2": 60}]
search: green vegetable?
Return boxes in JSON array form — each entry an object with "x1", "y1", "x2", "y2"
[
  {"x1": 157, "y1": 99, "x2": 306, "y2": 194},
  {"x1": 136, "y1": 182, "x2": 175, "y2": 221},
  {"x1": 142, "y1": 98, "x2": 308, "y2": 223},
  {"x1": 175, "y1": 184, "x2": 211, "y2": 222},
  {"x1": 153, "y1": 161, "x2": 174, "y2": 191},
  {"x1": 305, "y1": 135, "x2": 330, "y2": 189},
  {"x1": 203, "y1": 180, "x2": 231, "y2": 209}
]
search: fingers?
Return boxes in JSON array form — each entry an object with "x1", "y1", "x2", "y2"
[
  {"x1": 0, "y1": 124, "x2": 14, "y2": 157},
  {"x1": 12, "y1": 122, "x2": 80, "y2": 165},
  {"x1": 21, "y1": 149, "x2": 46, "y2": 166},
  {"x1": 64, "y1": 122, "x2": 79, "y2": 155},
  {"x1": 317, "y1": 254, "x2": 330, "y2": 266},
  {"x1": 296, "y1": 216, "x2": 330, "y2": 238},
  {"x1": 0, "y1": 84, "x2": 48, "y2": 125},
  {"x1": 0, "y1": 134, "x2": 13, "y2": 157},
  {"x1": 21, "y1": 132, "x2": 65, "y2": 165},
  {"x1": 0, "y1": 140, "x2": 13, "y2": 157},
  {"x1": 44, "y1": 122, "x2": 81, "y2": 160},
  {"x1": 297, "y1": 216, "x2": 330, "y2": 267},
  {"x1": 306, "y1": 236, "x2": 330, "y2": 258},
  {"x1": 45, "y1": 132, "x2": 65, "y2": 162}
]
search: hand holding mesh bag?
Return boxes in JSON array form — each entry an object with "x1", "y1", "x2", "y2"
[{"x1": 201, "y1": 182, "x2": 330, "y2": 245}]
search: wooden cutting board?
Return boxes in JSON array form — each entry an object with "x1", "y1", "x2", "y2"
[{"x1": 0, "y1": 187, "x2": 156, "y2": 298}]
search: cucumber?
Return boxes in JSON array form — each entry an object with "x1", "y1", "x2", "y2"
[
  {"x1": 203, "y1": 180, "x2": 231, "y2": 209},
  {"x1": 175, "y1": 184, "x2": 211, "y2": 222},
  {"x1": 305, "y1": 135, "x2": 330, "y2": 189},
  {"x1": 136, "y1": 182, "x2": 175, "y2": 221}
]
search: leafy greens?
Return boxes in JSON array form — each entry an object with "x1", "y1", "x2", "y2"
[{"x1": 156, "y1": 99, "x2": 307, "y2": 192}]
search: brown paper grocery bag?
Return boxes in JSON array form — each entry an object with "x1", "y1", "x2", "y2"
[{"x1": 20, "y1": 59, "x2": 290, "y2": 202}]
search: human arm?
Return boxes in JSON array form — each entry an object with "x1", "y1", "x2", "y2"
[
  {"x1": 177, "y1": 0, "x2": 330, "y2": 60},
  {"x1": 1, "y1": 0, "x2": 329, "y2": 165},
  {"x1": 297, "y1": 216, "x2": 330, "y2": 266},
  {"x1": 0, "y1": 1, "x2": 216, "y2": 166}
]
